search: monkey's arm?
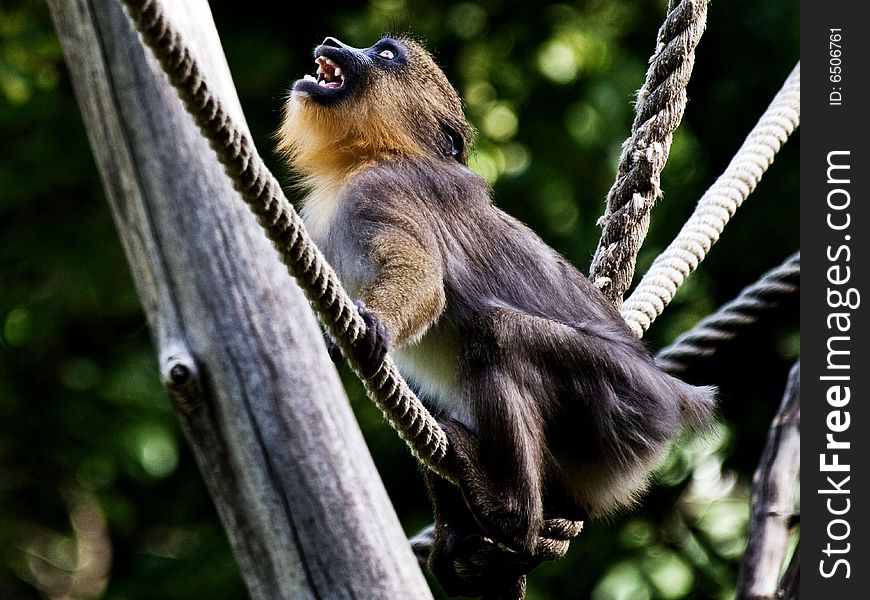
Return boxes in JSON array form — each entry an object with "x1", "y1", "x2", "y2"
[{"x1": 360, "y1": 228, "x2": 446, "y2": 348}]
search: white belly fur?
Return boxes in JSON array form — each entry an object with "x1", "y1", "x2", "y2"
[
  {"x1": 300, "y1": 179, "x2": 343, "y2": 243},
  {"x1": 392, "y1": 320, "x2": 475, "y2": 430}
]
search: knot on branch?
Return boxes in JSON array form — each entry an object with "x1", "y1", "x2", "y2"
[{"x1": 160, "y1": 341, "x2": 202, "y2": 415}]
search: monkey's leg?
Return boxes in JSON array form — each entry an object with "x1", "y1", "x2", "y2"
[
  {"x1": 441, "y1": 352, "x2": 546, "y2": 555},
  {"x1": 425, "y1": 468, "x2": 485, "y2": 596},
  {"x1": 445, "y1": 307, "x2": 599, "y2": 553}
]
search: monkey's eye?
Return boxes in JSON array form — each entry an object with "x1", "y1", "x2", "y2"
[{"x1": 378, "y1": 49, "x2": 396, "y2": 60}]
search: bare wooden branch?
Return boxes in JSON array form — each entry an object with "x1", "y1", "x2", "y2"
[
  {"x1": 736, "y1": 360, "x2": 800, "y2": 600},
  {"x1": 777, "y1": 540, "x2": 800, "y2": 600},
  {"x1": 46, "y1": 1, "x2": 432, "y2": 598}
]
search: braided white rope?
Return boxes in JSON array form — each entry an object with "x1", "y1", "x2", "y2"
[{"x1": 621, "y1": 63, "x2": 800, "y2": 337}]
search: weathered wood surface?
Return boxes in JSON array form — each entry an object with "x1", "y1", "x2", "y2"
[
  {"x1": 736, "y1": 361, "x2": 800, "y2": 600},
  {"x1": 46, "y1": 1, "x2": 432, "y2": 598}
]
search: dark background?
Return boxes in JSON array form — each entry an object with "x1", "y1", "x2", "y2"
[{"x1": 1, "y1": 0, "x2": 798, "y2": 598}]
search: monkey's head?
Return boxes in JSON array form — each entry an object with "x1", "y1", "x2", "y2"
[{"x1": 279, "y1": 36, "x2": 473, "y2": 181}]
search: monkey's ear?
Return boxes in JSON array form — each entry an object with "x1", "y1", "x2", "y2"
[{"x1": 440, "y1": 121, "x2": 467, "y2": 164}]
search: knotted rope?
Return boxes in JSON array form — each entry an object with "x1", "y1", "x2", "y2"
[
  {"x1": 589, "y1": 0, "x2": 709, "y2": 304},
  {"x1": 622, "y1": 64, "x2": 801, "y2": 337},
  {"x1": 656, "y1": 252, "x2": 799, "y2": 374},
  {"x1": 118, "y1": 0, "x2": 451, "y2": 476}
]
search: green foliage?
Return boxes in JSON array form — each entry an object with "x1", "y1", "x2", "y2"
[{"x1": 1, "y1": 0, "x2": 797, "y2": 598}]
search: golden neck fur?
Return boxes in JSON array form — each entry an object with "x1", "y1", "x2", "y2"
[{"x1": 277, "y1": 38, "x2": 470, "y2": 191}]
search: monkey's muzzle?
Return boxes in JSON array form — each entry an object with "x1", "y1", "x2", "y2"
[{"x1": 293, "y1": 36, "x2": 360, "y2": 106}]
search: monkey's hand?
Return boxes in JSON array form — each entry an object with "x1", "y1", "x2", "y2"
[{"x1": 350, "y1": 300, "x2": 390, "y2": 377}]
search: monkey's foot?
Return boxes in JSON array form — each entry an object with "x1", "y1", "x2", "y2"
[
  {"x1": 430, "y1": 530, "x2": 539, "y2": 598},
  {"x1": 351, "y1": 300, "x2": 390, "y2": 377}
]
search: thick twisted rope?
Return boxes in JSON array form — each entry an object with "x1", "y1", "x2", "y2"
[
  {"x1": 656, "y1": 252, "x2": 799, "y2": 374},
  {"x1": 589, "y1": 0, "x2": 709, "y2": 304},
  {"x1": 622, "y1": 64, "x2": 801, "y2": 337},
  {"x1": 119, "y1": 0, "x2": 452, "y2": 476}
]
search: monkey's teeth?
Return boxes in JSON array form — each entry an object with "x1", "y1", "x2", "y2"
[
  {"x1": 303, "y1": 74, "x2": 317, "y2": 82},
  {"x1": 310, "y1": 55, "x2": 344, "y2": 88}
]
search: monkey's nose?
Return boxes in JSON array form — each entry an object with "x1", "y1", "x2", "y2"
[{"x1": 321, "y1": 37, "x2": 345, "y2": 49}]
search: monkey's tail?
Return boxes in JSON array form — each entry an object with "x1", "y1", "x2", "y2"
[{"x1": 674, "y1": 380, "x2": 717, "y2": 432}]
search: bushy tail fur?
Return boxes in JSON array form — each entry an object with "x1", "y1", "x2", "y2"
[{"x1": 675, "y1": 380, "x2": 717, "y2": 432}]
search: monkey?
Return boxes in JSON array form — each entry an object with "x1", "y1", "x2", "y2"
[{"x1": 278, "y1": 35, "x2": 716, "y2": 596}]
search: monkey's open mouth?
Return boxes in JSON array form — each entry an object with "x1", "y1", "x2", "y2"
[
  {"x1": 302, "y1": 56, "x2": 346, "y2": 90},
  {"x1": 292, "y1": 36, "x2": 367, "y2": 106},
  {"x1": 293, "y1": 47, "x2": 356, "y2": 106}
]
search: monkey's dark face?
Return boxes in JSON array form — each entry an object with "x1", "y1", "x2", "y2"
[
  {"x1": 293, "y1": 37, "x2": 409, "y2": 107},
  {"x1": 281, "y1": 35, "x2": 473, "y2": 173}
]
